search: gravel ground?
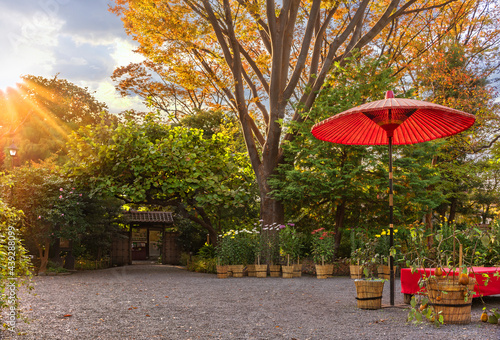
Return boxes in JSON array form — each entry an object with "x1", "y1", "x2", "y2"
[{"x1": 2, "y1": 264, "x2": 500, "y2": 340}]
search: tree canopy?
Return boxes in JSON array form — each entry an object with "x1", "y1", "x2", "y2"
[
  {"x1": 65, "y1": 113, "x2": 258, "y2": 243},
  {"x1": 110, "y1": 0, "x2": 494, "y2": 229}
]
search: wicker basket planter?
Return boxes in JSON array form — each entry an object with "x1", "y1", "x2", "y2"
[
  {"x1": 350, "y1": 265, "x2": 363, "y2": 279},
  {"x1": 293, "y1": 263, "x2": 302, "y2": 277},
  {"x1": 354, "y1": 279, "x2": 385, "y2": 309},
  {"x1": 282, "y1": 265, "x2": 294, "y2": 279},
  {"x1": 247, "y1": 264, "x2": 256, "y2": 277},
  {"x1": 216, "y1": 265, "x2": 228, "y2": 279},
  {"x1": 229, "y1": 264, "x2": 245, "y2": 278},
  {"x1": 255, "y1": 264, "x2": 268, "y2": 278},
  {"x1": 315, "y1": 264, "x2": 332, "y2": 279},
  {"x1": 425, "y1": 277, "x2": 476, "y2": 324},
  {"x1": 269, "y1": 264, "x2": 281, "y2": 277},
  {"x1": 326, "y1": 264, "x2": 334, "y2": 278},
  {"x1": 377, "y1": 265, "x2": 390, "y2": 280}
]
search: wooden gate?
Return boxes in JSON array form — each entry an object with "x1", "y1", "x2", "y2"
[
  {"x1": 162, "y1": 232, "x2": 181, "y2": 265},
  {"x1": 111, "y1": 233, "x2": 131, "y2": 266}
]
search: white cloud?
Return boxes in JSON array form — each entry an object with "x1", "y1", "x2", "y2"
[
  {"x1": 0, "y1": 4, "x2": 63, "y2": 90},
  {"x1": 111, "y1": 39, "x2": 144, "y2": 66},
  {"x1": 0, "y1": 0, "x2": 149, "y2": 114},
  {"x1": 80, "y1": 80, "x2": 148, "y2": 115}
]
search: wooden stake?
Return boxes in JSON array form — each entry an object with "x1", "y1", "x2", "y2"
[{"x1": 459, "y1": 244, "x2": 463, "y2": 268}]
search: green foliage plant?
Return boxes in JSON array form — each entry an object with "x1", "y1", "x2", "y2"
[
  {"x1": 278, "y1": 223, "x2": 302, "y2": 265},
  {"x1": 405, "y1": 220, "x2": 486, "y2": 326},
  {"x1": 0, "y1": 200, "x2": 32, "y2": 325},
  {"x1": 197, "y1": 242, "x2": 216, "y2": 260},
  {"x1": 216, "y1": 228, "x2": 255, "y2": 265},
  {"x1": 356, "y1": 237, "x2": 380, "y2": 279}
]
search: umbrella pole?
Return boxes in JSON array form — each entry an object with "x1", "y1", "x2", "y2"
[{"x1": 389, "y1": 136, "x2": 395, "y2": 306}]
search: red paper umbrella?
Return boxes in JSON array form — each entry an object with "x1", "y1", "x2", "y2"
[
  {"x1": 311, "y1": 91, "x2": 475, "y2": 306},
  {"x1": 312, "y1": 91, "x2": 475, "y2": 145}
]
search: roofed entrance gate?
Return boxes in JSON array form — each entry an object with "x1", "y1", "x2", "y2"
[{"x1": 111, "y1": 211, "x2": 181, "y2": 266}]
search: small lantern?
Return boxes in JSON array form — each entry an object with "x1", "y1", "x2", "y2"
[{"x1": 8, "y1": 143, "x2": 18, "y2": 157}]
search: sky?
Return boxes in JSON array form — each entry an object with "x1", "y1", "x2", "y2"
[{"x1": 0, "y1": 0, "x2": 148, "y2": 114}]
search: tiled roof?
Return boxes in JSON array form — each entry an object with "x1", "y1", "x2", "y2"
[{"x1": 124, "y1": 211, "x2": 174, "y2": 223}]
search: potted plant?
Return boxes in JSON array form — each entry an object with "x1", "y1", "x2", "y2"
[
  {"x1": 217, "y1": 228, "x2": 253, "y2": 278},
  {"x1": 245, "y1": 226, "x2": 261, "y2": 277},
  {"x1": 406, "y1": 222, "x2": 483, "y2": 325},
  {"x1": 278, "y1": 223, "x2": 302, "y2": 278},
  {"x1": 375, "y1": 229, "x2": 391, "y2": 280},
  {"x1": 216, "y1": 235, "x2": 230, "y2": 279},
  {"x1": 353, "y1": 237, "x2": 385, "y2": 309},
  {"x1": 260, "y1": 223, "x2": 281, "y2": 277},
  {"x1": 249, "y1": 225, "x2": 268, "y2": 278},
  {"x1": 349, "y1": 229, "x2": 365, "y2": 279},
  {"x1": 311, "y1": 228, "x2": 336, "y2": 279}
]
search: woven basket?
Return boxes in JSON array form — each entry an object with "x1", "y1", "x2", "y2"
[
  {"x1": 293, "y1": 263, "x2": 303, "y2": 277},
  {"x1": 377, "y1": 265, "x2": 390, "y2": 280},
  {"x1": 354, "y1": 279, "x2": 384, "y2": 309},
  {"x1": 216, "y1": 265, "x2": 228, "y2": 279},
  {"x1": 425, "y1": 277, "x2": 476, "y2": 324},
  {"x1": 255, "y1": 264, "x2": 268, "y2": 278},
  {"x1": 282, "y1": 265, "x2": 294, "y2": 279},
  {"x1": 350, "y1": 265, "x2": 363, "y2": 279},
  {"x1": 326, "y1": 264, "x2": 334, "y2": 278},
  {"x1": 230, "y1": 265, "x2": 245, "y2": 278},
  {"x1": 247, "y1": 264, "x2": 256, "y2": 277},
  {"x1": 315, "y1": 264, "x2": 331, "y2": 279},
  {"x1": 269, "y1": 264, "x2": 281, "y2": 277}
]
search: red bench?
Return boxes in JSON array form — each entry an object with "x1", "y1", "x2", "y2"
[{"x1": 401, "y1": 267, "x2": 500, "y2": 300}]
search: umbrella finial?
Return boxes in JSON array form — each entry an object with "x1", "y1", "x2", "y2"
[{"x1": 385, "y1": 90, "x2": 394, "y2": 99}]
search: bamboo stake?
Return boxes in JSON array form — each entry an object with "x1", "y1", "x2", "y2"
[{"x1": 459, "y1": 244, "x2": 463, "y2": 268}]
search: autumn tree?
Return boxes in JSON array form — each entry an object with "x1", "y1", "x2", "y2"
[
  {"x1": 111, "y1": 0, "x2": 481, "y2": 232},
  {"x1": 112, "y1": 60, "x2": 229, "y2": 121},
  {"x1": 409, "y1": 37, "x2": 500, "y2": 224}
]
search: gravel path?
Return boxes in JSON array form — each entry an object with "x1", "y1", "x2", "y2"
[{"x1": 2, "y1": 264, "x2": 499, "y2": 340}]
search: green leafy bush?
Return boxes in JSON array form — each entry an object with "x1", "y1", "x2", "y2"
[
  {"x1": 197, "y1": 243, "x2": 216, "y2": 259},
  {"x1": 0, "y1": 200, "x2": 33, "y2": 324}
]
